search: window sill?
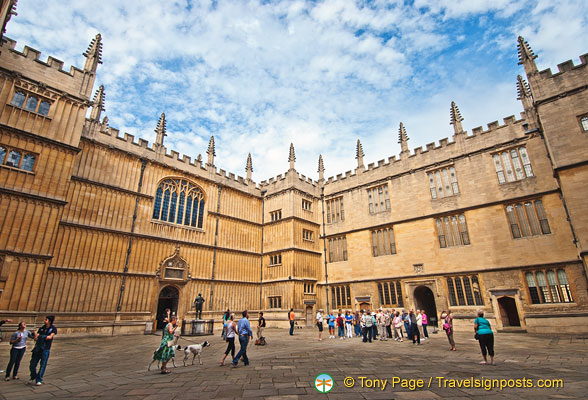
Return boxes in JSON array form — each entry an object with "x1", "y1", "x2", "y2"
[
  {"x1": 0, "y1": 164, "x2": 35, "y2": 174},
  {"x1": 439, "y1": 244, "x2": 471, "y2": 249},
  {"x1": 511, "y1": 233, "x2": 552, "y2": 240},
  {"x1": 430, "y1": 194, "x2": 460, "y2": 201},
  {"x1": 498, "y1": 176, "x2": 536, "y2": 186},
  {"x1": 150, "y1": 220, "x2": 204, "y2": 232},
  {"x1": 303, "y1": 238, "x2": 314, "y2": 242},
  {"x1": 369, "y1": 210, "x2": 391, "y2": 215},
  {"x1": 372, "y1": 253, "x2": 397, "y2": 257},
  {"x1": 527, "y1": 302, "x2": 576, "y2": 307},
  {"x1": 268, "y1": 263, "x2": 282, "y2": 267}
]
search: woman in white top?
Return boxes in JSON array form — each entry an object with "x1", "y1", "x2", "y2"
[
  {"x1": 416, "y1": 310, "x2": 425, "y2": 341},
  {"x1": 316, "y1": 310, "x2": 324, "y2": 341},
  {"x1": 220, "y1": 314, "x2": 237, "y2": 366}
]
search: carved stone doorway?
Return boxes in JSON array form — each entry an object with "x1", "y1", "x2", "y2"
[
  {"x1": 414, "y1": 285, "x2": 438, "y2": 327},
  {"x1": 156, "y1": 285, "x2": 179, "y2": 330},
  {"x1": 498, "y1": 296, "x2": 521, "y2": 327},
  {"x1": 306, "y1": 306, "x2": 314, "y2": 327}
]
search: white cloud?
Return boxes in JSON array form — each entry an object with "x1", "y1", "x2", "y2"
[{"x1": 5, "y1": 0, "x2": 587, "y2": 182}]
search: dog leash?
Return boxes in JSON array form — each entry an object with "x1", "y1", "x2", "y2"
[{"x1": 176, "y1": 336, "x2": 207, "y2": 345}]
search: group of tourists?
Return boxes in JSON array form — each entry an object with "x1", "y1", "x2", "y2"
[
  {"x1": 1, "y1": 316, "x2": 57, "y2": 385},
  {"x1": 315, "y1": 308, "x2": 430, "y2": 344},
  {"x1": 312, "y1": 307, "x2": 495, "y2": 364},
  {"x1": 0, "y1": 307, "x2": 495, "y2": 384}
]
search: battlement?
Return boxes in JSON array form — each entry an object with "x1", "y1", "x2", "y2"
[
  {"x1": 83, "y1": 118, "x2": 260, "y2": 195},
  {"x1": 536, "y1": 53, "x2": 588, "y2": 79},
  {"x1": 532, "y1": 53, "x2": 588, "y2": 101},
  {"x1": 324, "y1": 114, "x2": 526, "y2": 190},
  {"x1": 0, "y1": 37, "x2": 90, "y2": 99},
  {"x1": 259, "y1": 169, "x2": 318, "y2": 194}
]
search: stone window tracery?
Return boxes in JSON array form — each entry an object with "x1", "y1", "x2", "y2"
[
  {"x1": 152, "y1": 178, "x2": 205, "y2": 229},
  {"x1": 525, "y1": 269, "x2": 573, "y2": 304},
  {"x1": 492, "y1": 146, "x2": 533, "y2": 184},
  {"x1": 0, "y1": 144, "x2": 36, "y2": 172},
  {"x1": 447, "y1": 275, "x2": 484, "y2": 306},
  {"x1": 10, "y1": 90, "x2": 51, "y2": 116}
]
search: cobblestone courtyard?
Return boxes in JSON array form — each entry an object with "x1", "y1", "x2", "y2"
[{"x1": 0, "y1": 328, "x2": 586, "y2": 399}]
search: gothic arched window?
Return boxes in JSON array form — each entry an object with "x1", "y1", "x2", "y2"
[{"x1": 152, "y1": 178, "x2": 205, "y2": 228}]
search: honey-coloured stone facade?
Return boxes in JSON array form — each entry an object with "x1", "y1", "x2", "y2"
[{"x1": 0, "y1": 2, "x2": 587, "y2": 336}]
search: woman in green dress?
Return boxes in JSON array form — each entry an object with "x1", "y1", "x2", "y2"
[{"x1": 153, "y1": 315, "x2": 177, "y2": 374}]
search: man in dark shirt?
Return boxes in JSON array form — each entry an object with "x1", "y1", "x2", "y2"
[
  {"x1": 257, "y1": 312, "x2": 266, "y2": 340},
  {"x1": 29, "y1": 315, "x2": 57, "y2": 386}
]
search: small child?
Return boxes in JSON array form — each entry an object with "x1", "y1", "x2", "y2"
[{"x1": 5, "y1": 321, "x2": 34, "y2": 381}]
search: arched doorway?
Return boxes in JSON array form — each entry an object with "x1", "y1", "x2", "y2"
[
  {"x1": 498, "y1": 296, "x2": 520, "y2": 327},
  {"x1": 414, "y1": 286, "x2": 438, "y2": 327},
  {"x1": 156, "y1": 286, "x2": 179, "y2": 330},
  {"x1": 306, "y1": 306, "x2": 314, "y2": 327},
  {"x1": 358, "y1": 302, "x2": 371, "y2": 311}
]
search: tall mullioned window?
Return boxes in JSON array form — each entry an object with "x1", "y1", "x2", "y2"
[
  {"x1": 505, "y1": 199, "x2": 550, "y2": 238},
  {"x1": 435, "y1": 214, "x2": 470, "y2": 248},
  {"x1": 331, "y1": 285, "x2": 351, "y2": 307},
  {"x1": 327, "y1": 236, "x2": 347, "y2": 262},
  {"x1": 152, "y1": 179, "x2": 205, "y2": 229},
  {"x1": 525, "y1": 269, "x2": 573, "y2": 304},
  {"x1": 428, "y1": 166, "x2": 459, "y2": 199},
  {"x1": 371, "y1": 227, "x2": 396, "y2": 256},
  {"x1": 367, "y1": 184, "x2": 390, "y2": 213},
  {"x1": 377, "y1": 281, "x2": 403, "y2": 307},
  {"x1": 268, "y1": 296, "x2": 282, "y2": 309},
  {"x1": 492, "y1": 146, "x2": 533, "y2": 184},
  {"x1": 326, "y1": 197, "x2": 344, "y2": 223},
  {"x1": 447, "y1": 275, "x2": 484, "y2": 307}
]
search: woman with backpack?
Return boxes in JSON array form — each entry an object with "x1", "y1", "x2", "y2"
[
  {"x1": 337, "y1": 313, "x2": 345, "y2": 340},
  {"x1": 441, "y1": 310, "x2": 456, "y2": 351}
]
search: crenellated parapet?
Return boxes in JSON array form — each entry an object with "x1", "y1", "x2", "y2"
[
  {"x1": 322, "y1": 113, "x2": 528, "y2": 193},
  {"x1": 0, "y1": 37, "x2": 94, "y2": 100},
  {"x1": 530, "y1": 53, "x2": 588, "y2": 103},
  {"x1": 81, "y1": 117, "x2": 261, "y2": 196}
]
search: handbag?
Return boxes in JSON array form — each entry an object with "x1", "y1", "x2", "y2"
[{"x1": 474, "y1": 333, "x2": 479, "y2": 340}]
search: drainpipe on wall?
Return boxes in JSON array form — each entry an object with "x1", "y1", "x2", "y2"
[
  {"x1": 321, "y1": 187, "x2": 330, "y2": 313},
  {"x1": 210, "y1": 185, "x2": 222, "y2": 313},
  {"x1": 259, "y1": 190, "x2": 266, "y2": 311},
  {"x1": 114, "y1": 158, "x2": 147, "y2": 335}
]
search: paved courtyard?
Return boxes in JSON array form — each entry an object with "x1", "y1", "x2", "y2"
[{"x1": 0, "y1": 327, "x2": 586, "y2": 399}]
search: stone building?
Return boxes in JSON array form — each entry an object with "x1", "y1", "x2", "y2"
[{"x1": 0, "y1": 1, "x2": 587, "y2": 336}]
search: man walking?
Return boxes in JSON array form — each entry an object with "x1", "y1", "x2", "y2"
[
  {"x1": 232, "y1": 310, "x2": 253, "y2": 367},
  {"x1": 288, "y1": 308, "x2": 295, "y2": 336},
  {"x1": 29, "y1": 316, "x2": 57, "y2": 386}
]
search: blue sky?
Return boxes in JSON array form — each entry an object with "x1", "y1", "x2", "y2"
[{"x1": 6, "y1": 0, "x2": 588, "y2": 181}]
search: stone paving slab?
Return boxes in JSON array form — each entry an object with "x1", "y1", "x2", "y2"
[{"x1": 0, "y1": 329, "x2": 586, "y2": 399}]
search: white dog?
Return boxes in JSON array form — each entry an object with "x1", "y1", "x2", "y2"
[{"x1": 182, "y1": 341, "x2": 211, "y2": 366}]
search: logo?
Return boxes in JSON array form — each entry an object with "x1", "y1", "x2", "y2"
[{"x1": 314, "y1": 373, "x2": 334, "y2": 393}]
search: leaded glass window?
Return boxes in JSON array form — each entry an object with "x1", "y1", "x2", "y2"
[{"x1": 153, "y1": 179, "x2": 205, "y2": 228}]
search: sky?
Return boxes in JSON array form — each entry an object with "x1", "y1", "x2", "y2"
[{"x1": 6, "y1": 0, "x2": 588, "y2": 182}]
